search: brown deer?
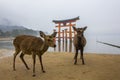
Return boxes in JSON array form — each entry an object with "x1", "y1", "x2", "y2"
[
  {"x1": 13, "y1": 31, "x2": 57, "y2": 77},
  {"x1": 72, "y1": 26, "x2": 87, "y2": 65}
]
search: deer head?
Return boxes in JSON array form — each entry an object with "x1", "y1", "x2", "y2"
[
  {"x1": 39, "y1": 31, "x2": 57, "y2": 48},
  {"x1": 72, "y1": 26, "x2": 87, "y2": 37}
]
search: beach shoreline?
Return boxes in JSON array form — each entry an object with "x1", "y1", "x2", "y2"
[
  {"x1": 0, "y1": 49, "x2": 13, "y2": 59},
  {"x1": 0, "y1": 49, "x2": 119, "y2": 59},
  {"x1": 0, "y1": 37, "x2": 14, "y2": 41}
]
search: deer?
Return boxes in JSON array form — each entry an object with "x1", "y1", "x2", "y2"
[
  {"x1": 72, "y1": 26, "x2": 87, "y2": 65},
  {"x1": 13, "y1": 31, "x2": 57, "y2": 77}
]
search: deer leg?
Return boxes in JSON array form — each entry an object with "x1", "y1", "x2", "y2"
[
  {"x1": 13, "y1": 49, "x2": 20, "y2": 71},
  {"x1": 80, "y1": 49, "x2": 82, "y2": 59},
  {"x1": 80, "y1": 48, "x2": 85, "y2": 65},
  {"x1": 38, "y1": 55, "x2": 45, "y2": 73},
  {"x1": 20, "y1": 52, "x2": 30, "y2": 70},
  {"x1": 32, "y1": 53, "x2": 36, "y2": 77},
  {"x1": 74, "y1": 49, "x2": 78, "y2": 65},
  {"x1": 80, "y1": 52, "x2": 82, "y2": 59}
]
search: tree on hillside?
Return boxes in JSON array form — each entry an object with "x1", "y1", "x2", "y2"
[{"x1": 0, "y1": 29, "x2": 4, "y2": 37}]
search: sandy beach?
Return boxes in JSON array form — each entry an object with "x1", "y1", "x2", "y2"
[{"x1": 0, "y1": 50, "x2": 120, "y2": 80}]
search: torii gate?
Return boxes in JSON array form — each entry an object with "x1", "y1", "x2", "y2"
[
  {"x1": 53, "y1": 16, "x2": 79, "y2": 41},
  {"x1": 53, "y1": 16, "x2": 79, "y2": 52}
]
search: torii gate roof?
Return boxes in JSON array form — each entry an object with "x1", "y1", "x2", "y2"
[{"x1": 53, "y1": 16, "x2": 79, "y2": 24}]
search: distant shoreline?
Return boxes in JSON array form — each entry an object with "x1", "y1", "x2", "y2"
[{"x1": 0, "y1": 37, "x2": 14, "y2": 41}]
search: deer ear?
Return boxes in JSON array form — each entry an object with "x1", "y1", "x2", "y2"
[
  {"x1": 83, "y1": 26, "x2": 87, "y2": 31},
  {"x1": 51, "y1": 32, "x2": 57, "y2": 37},
  {"x1": 72, "y1": 26, "x2": 77, "y2": 31},
  {"x1": 39, "y1": 31, "x2": 46, "y2": 38}
]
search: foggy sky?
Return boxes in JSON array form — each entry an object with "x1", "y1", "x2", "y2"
[{"x1": 0, "y1": 0, "x2": 120, "y2": 34}]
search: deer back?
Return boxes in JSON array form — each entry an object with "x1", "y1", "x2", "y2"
[
  {"x1": 13, "y1": 35, "x2": 34, "y2": 49},
  {"x1": 20, "y1": 36, "x2": 46, "y2": 54}
]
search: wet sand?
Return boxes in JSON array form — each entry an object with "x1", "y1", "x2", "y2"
[{"x1": 0, "y1": 50, "x2": 120, "y2": 80}]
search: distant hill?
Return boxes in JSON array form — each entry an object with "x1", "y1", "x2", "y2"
[
  {"x1": 0, "y1": 25, "x2": 38, "y2": 37},
  {"x1": 0, "y1": 25, "x2": 27, "y2": 32}
]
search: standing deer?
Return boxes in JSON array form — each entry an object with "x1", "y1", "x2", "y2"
[
  {"x1": 72, "y1": 26, "x2": 87, "y2": 65},
  {"x1": 13, "y1": 31, "x2": 57, "y2": 77}
]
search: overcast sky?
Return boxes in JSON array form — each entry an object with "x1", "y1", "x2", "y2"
[{"x1": 0, "y1": 0, "x2": 120, "y2": 34}]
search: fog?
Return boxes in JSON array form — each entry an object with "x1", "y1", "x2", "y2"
[{"x1": 0, "y1": 0, "x2": 120, "y2": 34}]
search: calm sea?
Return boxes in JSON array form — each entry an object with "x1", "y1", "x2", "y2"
[
  {"x1": 0, "y1": 35, "x2": 120, "y2": 54},
  {"x1": 85, "y1": 35, "x2": 120, "y2": 54}
]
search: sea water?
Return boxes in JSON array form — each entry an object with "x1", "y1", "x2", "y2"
[
  {"x1": 0, "y1": 35, "x2": 120, "y2": 54},
  {"x1": 49, "y1": 34, "x2": 120, "y2": 54}
]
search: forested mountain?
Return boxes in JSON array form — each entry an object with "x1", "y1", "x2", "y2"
[{"x1": 0, "y1": 25, "x2": 38, "y2": 37}]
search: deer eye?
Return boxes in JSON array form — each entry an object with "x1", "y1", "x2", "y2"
[{"x1": 48, "y1": 39, "x2": 51, "y2": 42}]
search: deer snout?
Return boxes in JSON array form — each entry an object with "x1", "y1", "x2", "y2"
[{"x1": 54, "y1": 44, "x2": 56, "y2": 48}]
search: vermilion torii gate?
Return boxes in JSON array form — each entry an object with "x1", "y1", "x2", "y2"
[
  {"x1": 53, "y1": 16, "x2": 79, "y2": 41},
  {"x1": 53, "y1": 16, "x2": 80, "y2": 52}
]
